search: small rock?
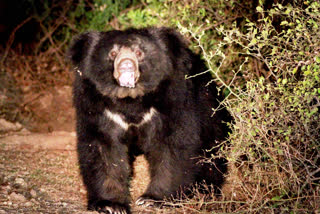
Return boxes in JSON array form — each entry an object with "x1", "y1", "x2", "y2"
[
  {"x1": 0, "y1": 119, "x2": 22, "y2": 133},
  {"x1": 20, "y1": 128, "x2": 31, "y2": 134},
  {"x1": 0, "y1": 209, "x2": 7, "y2": 214},
  {"x1": 30, "y1": 189, "x2": 37, "y2": 198},
  {"x1": 0, "y1": 174, "x2": 5, "y2": 185},
  {"x1": 25, "y1": 201, "x2": 32, "y2": 207},
  {"x1": 4, "y1": 185, "x2": 11, "y2": 193},
  {"x1": 30, "y1": 198, "x2": 39, "y2": 205},
  {"x1": 14, "y1": 177, "x2": 27, "y2": 189},
  {"x1": 9, "y1": 192, "x2": 27, "y2": 203}
]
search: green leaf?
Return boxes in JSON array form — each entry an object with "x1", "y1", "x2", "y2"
[
  {"x1": 309, "y1": 108, "x2": 318, "y2": 117},
  {"x1": 256, "y1": 6, "x2": 263, "y2": 12},
  {"x1": 249, "y1": 38, "x2": 257, "y2": 46},
  {"x1": 282, "y1": 79, "x2": 288, "y2": 85},
  {"x1": 284, "y1": 7, "x2": 291, "y2": 14},
  {"x1": 272, "y1": 196, "x2": 281, "y2": 201},
  {"x1": 304, "y1": 70, "x2": 311, "y2": 75},
  {"x1": 292, "y1": 67, "x2": 297, "y2": 74},
  {"x1": 262, "y1": 30, "x2": 268, "y2": 39},
  {"x1": 269, "y1": 61, "x2": 273, "y2": 66},
  {"x1": 271, "y1": 47, "x2": 277, "y2": 55}
]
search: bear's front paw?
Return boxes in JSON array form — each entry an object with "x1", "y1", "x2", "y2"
[
  {"x1": 89, "y1": 201, "x2": 130, "y2": 214},
  {"x1": 135, "y1": 197, "x2": 163, "y2": 208}
]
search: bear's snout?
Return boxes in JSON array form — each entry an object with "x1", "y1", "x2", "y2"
[{"x1": 114, "y1": 47, "x2": 140, "y2": 88}]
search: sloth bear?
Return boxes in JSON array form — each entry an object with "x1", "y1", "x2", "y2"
[{"x1": 68, "y1": 27, "x2": 231, "y2": 214}]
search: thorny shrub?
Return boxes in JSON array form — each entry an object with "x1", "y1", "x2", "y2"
[{"x1": 180, "y1": 1, "x2": 320, "y2": 213}]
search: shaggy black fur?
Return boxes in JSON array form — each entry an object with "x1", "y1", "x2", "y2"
[{"x1": 68, "y1": 27, "x2": 232, "y2": 214}]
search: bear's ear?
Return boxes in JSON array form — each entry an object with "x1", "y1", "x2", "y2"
[
  {"x1": 151, "y1": 27, "x2": 192, "y2": 63},
  {"x1": 150, "y1": 27, "x2": 193, "y2": 70},
  {"x1": 67, "y1": 31, "x2": 100, "y2": 66},
  {"x1": 151, "y1": 27, "x2": 189, "y2": 56}
]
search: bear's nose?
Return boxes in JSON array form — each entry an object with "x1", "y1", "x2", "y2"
[{"x1": 119, "y1": 59, "x2": 135, "y2": 72}]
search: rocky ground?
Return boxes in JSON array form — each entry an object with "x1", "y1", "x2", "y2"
[
  {"x1": 0, "y1": 130, "x2": 88, "y2": 213},
  {"x1": 0, "y1": 121, "x2": 156, "y2": 214},
  {"x1": 1, "y1": 120, "x2": 210, "y2": 214}
]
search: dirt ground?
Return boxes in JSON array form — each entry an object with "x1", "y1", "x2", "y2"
[
  {"x1": 1, "y1": 128, "x2": 217, "y2": 214},
  {"x1": 0, "y1": 130, "x2": 159, "y2": 213},
  {"x1": 0, "y1": 87, "x2": 230, "y2": 214}
]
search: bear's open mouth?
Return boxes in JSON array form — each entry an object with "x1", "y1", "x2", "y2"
[
  {"x1": 118, "y1": 59, "x2": 136, "y2": 88},
  {"x1": 119, "y1": 71, "x2": 135, "y2": 88}
]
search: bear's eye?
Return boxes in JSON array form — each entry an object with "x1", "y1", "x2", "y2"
[
  {"x1": 135, "y1": 49, "x2": 144, "y2": 59},
  {"x1": 109, "y1": 50, "x2": 118, "y2": 59}
]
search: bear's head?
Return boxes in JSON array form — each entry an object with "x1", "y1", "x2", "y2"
[{"x1": 68, "y1": 28, "x2": 190, "y2": 99}]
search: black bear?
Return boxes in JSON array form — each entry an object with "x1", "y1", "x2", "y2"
[{"x1": 68, "y1": 27, "x2": 231, "y2": 214}]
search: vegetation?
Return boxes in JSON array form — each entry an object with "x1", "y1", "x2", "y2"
[
  {"x1": 1, "y1": 0, "x2": 319, "y2": 212},
  {"x1": 177, "y1": 1, "x2": 320, "y2": 213}
]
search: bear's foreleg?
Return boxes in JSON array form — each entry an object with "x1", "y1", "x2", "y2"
[
  {"x1": 78, "y1": 136, "x2": 131, "y2": 214},
  {"x1": 137, "y1": 143, "x2": 197, "y2": 207}
]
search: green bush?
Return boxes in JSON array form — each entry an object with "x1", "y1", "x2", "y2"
[
  {"x1": 177, "y1": 1, "x2": 320, "y2": 212},
  {"x1": 117, "y1": 0, "x2": 167, "y2": 28},
  {"x1": 73, "y1": 0, "x2": 138, "y2": 31}
]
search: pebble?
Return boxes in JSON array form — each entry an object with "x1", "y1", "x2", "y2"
[
  {"x1": 0, "y1": 174, "x2": 5, "y2": 185},
  {"x1": 25, "y1": 201, "x2": 32, "y2": 207},
  {"x1": 4, "y1": 185, "x2": 10, "y2": 193},
  {"x1": 30, "y1": 189, "x2": 37, "y2": 198},
  {"x1": 0, "y1": 209, "x2": 6, "y2": 214},
  {"x1": 9, "y1": 192, "x2": 27, "y2": 203},
  {"x1": 31, "y1": 198, "x2": 39, "y2": 205},
  {"x1": 14, "y1": 177, "x2": 27, "y2": 189},
  {"x1": 0, "y1": 119, "x2": 22, "y2": 132}
]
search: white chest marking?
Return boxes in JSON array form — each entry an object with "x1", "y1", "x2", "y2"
[{"x1": 104, "y1": 107, "x2": 157, "y2": 131}]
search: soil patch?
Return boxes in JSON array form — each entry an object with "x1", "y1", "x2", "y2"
[{"x1": 0, "y1": 132, "x2": 153, "y2": 213}]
